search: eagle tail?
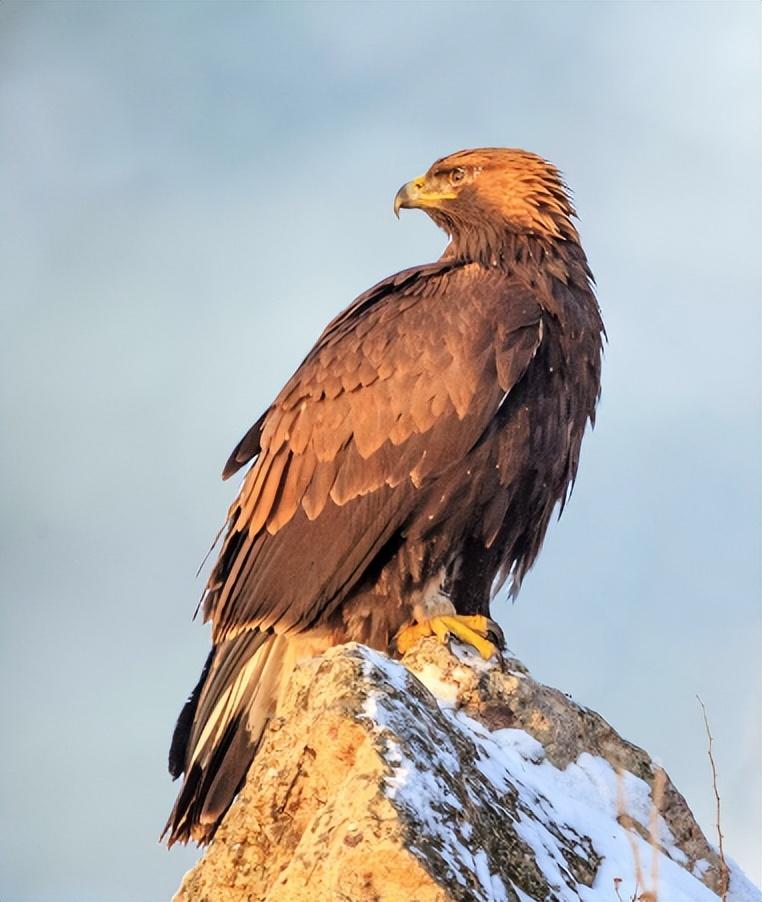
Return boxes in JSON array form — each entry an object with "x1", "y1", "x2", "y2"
[{"x1": 162, "y1": 629, "x2": 288, "y2": 846}]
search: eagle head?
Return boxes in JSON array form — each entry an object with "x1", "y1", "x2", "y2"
[{"x1": 394, "y1": 148, "x2": 579, "y2": 258}]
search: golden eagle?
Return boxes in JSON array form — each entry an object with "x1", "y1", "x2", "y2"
[{"x1": 164, "y1": 148, "x2": 604, "y2": 845}]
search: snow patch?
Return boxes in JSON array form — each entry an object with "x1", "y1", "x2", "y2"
[
  {"x1": 352, "y1": 645, "x2": 760, "y2": 902},
  {"x1": 412, "y1": 662, "x2": 462, "y2": 707}
]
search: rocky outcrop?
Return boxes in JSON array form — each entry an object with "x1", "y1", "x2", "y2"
[{"x1": 173, "y1": 641, "x2": 759, "y2": 902}]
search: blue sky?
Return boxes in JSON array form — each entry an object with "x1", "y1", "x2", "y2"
[{"x1": 1, "y1": 3, "x2": 759, "y2": 899}]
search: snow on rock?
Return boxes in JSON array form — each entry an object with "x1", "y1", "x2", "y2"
[{"x1": 174, "y1": 641, "x2": 760, "y2": 902}]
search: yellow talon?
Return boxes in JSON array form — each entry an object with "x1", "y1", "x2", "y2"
[
  {"x1": 396, "y1": 613, "x2": 501, "y2": 660},
  {"x1": 396, "y1": 620, "x2": 434, "y2": 654}
]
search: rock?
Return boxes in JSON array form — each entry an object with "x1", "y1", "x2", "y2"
[{"x1": 173, "y1": 641, "x2": 759, "y2": 902}]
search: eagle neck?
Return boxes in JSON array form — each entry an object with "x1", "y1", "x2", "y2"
[{"x1": 442, "y1": 230, "x2": 593, "y2": 297}]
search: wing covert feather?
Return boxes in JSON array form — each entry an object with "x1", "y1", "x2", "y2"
[{"x1": 205, "y1": 265, "x2": 544, "y2": 638}]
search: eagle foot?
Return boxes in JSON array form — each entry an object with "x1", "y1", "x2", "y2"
[{"x1": 396, "y1": 614, "x2": 502, "y2": 661}]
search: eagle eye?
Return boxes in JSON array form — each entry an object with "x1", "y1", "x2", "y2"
[{"x1": 449, "y1": 167, "x2": 466, "y2": 186}]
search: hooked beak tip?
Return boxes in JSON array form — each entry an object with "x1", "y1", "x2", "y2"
[
  {"x1": 393, "y1": 178, "x2": 423, "y2": 219},
  {"x1": 393, "y1": 189, "x2": 405, "y2": 219}
]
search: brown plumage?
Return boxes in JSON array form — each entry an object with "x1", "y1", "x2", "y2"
[{"x1": 163, "y1": 148, "x2": 604, "y2": 845}]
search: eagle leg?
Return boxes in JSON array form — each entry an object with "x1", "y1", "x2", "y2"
[{"x1": 396, "y1": 614, "x2": 501, "y2": 661}]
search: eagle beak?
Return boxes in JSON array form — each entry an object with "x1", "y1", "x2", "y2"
[
  {"x1": 394, "y1": 177, "x2": 425, "y2": 218},
  {"x1": 393, "y1": 176, "x2": 458, "y2": 218}
]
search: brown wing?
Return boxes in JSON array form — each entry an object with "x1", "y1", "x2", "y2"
[
  {"x1": 204, "y1": 264, "x2": 543, "y2": 642},
  {"x1": 220, "y1": 262, "x2": 455, "y2": 480}
]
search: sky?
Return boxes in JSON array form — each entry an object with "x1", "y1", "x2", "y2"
[{"x1": 0, "y1": 2, "x2": 759, "y2": 900}]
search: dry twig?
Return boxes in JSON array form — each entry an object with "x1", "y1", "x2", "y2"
[
  {"x1": 615, "y1": 765, "x2": 665, "y2": 902},
  {"x1": 647, "y1": 768, "x2": 666, "y2": 901},
  {"x1": 696, "y1": 695, "x2": 730, "y2": 901},
  {"x1": 615, "y1": 767, "x2": 648, "y2": 900}
]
